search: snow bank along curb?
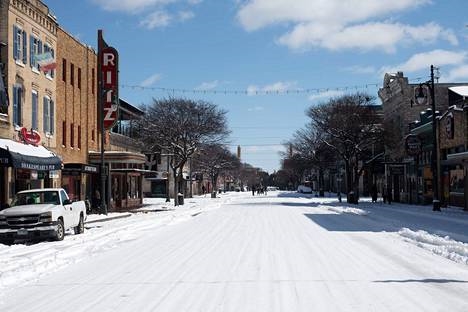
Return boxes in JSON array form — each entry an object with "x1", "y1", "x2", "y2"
[
  {"x1": 85, "y1": 213, "x2": 132, "y2": 224},
  {"x1": 399, "y1": 228, "x2": 468, "y2": 265}
]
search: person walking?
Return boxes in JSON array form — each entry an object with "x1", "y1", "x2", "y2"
[{"x1": 371, "y1": 184, "x2": 378, "y2": 203}]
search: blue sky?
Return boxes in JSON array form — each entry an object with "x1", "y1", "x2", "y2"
[{"x1": 45, "y1": 0, "x2": 468, "y2": 173}]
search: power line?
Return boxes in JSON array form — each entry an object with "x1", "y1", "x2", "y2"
[{"x1": 120, "y1": 82, "x2": 380, "y2": 96}]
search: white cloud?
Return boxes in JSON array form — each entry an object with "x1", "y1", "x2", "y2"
[
  {"x1": 247, "y1": 81, "x2": 298, "y2": 95},
  {"x1": 308, "y1": 90, "x2": 344, "y2": 102},
  {"x1": 92, "y1": 0, "x2": 198, "y2": 29},
  {"x1": 92, "y1": 0, "x2": 176, "y2": 12},
  {"x1": 195, "y1": 80, "x2": 219, "y2": 90},
  {"x1": 440, "y1": 65, "x2": 468, "y2": 83},
  {"x1": 140, "y1": 11, "x2": 172, "y2": 29},
  {"x1": 140, "y1": 73, "x2": 162, "y2": 87},
  {"x1": 277, "y1": 22, "x2": 457, "y2": 53},
  {"x1": 236, "y1": 0, "x2": 457, "y2": 53},
  {"x1": 380, "y1": 50, "x2": 468, "y2": 75},
  {"x1": 178, "y1": 10, "x2": 195, "y2": 21}
]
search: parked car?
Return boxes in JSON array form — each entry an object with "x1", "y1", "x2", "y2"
[
  {"x1": 297, "y1": 185, "x2": 312, "y2": 193},
  {"x1": 267, "y1": 186, "x2": 279, "y2": 191},
  {"x1": 0, "y1": 188, "x2": 87, "y2": 244}
]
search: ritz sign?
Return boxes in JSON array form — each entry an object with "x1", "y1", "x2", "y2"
[{"x1": 98, "y1": 31, "x2": 119, "y2": 130}]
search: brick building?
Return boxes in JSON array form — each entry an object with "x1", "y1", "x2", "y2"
[
  {"x1": 0, "y1": 0, "x2": 61, "y2": 208},
  {"x1": 379, "y1": 71, "x2": 468, "y2": 207},
  {"x1": 55, "y1": 26, "x2": 99, "y2": 202}
]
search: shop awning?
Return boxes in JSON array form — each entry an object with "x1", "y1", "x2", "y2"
[
  {"x1": 0, "y1": 139, "x2": 62, "y2": 170},
  {"x1": 449, "y1": 86, "x2": 468, "y2": 97}
]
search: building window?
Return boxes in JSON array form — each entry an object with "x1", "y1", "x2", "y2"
[
  {"x1": 78, "y1": 68, "x2": 81, "y2": 89},
  {"x1": 31, "y1": 90, "x2": 38, "y2": 129},
  {"x1": 92, "y1": 68, "x2": 95, "y2": 94},
  {"x1": 70, "y1": 123, "x2": 74, "y2": 147},
  {"x1": 43, "y1": 96, "x2": 54, "y2": 134},
  {"x1": 29, "y1": 35, "x2": 42, "y2": 71},
  {"x1": 12, "y1": 85, "x2": 23, "y2": 126},
  {"x1": 78, "y1": 125, "x2": 81, "y2": 148},
  {"x1": 62, "y1": 121, "x2": 66, "y2": 146},
  {"x1": 62, "y1": 59, "x2": 66, "y2": 82},
  {"x1": 13, "y1": 25, "x2": 27, "y2": 64},
  {"x1": 70, "y1": 63, "x2": 74, "y2": 86},
  {"x1": 91, "y1": 129, "x2": 95, "y2": 141}
]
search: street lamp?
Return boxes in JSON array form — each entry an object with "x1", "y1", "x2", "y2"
[{"x1": 415, "y1": 65, "x2": 441, "y2": 211}]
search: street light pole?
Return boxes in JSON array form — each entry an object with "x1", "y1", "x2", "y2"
[{"x1": 416, "y1": 65, "x2": 441, "y2": 211}]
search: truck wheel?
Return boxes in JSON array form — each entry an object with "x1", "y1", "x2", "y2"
[
  {"x1": 74, "y1": 214, "x2": 84, "y2": 235},
  {"x1": 54, "y1": 218, "x2": 65, "y2": 241}
]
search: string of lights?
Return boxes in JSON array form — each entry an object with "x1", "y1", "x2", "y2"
[{"x1": 119, "y1": 82, "x2": 381, "y2": 96}]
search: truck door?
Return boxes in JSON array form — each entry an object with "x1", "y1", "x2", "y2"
[{"x1": 60, "y1": 190, "x2": 73, "y2": 229}]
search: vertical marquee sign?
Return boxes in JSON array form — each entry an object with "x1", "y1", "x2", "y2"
[
  {"x1": 98, "y1": 31, "x2": 119, "y2": 130},
  {"x1": 97, "y1": 30, "x2": 119, "y2": 215}
]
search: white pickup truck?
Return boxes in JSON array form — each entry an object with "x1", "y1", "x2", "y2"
[{"x1": 0, "y1": 188, "x2": 87, "y2": 244}]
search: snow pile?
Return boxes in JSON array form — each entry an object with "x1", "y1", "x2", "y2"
[
  {"x1": 398, "y1": 228, "x2": 468, "y2": 265},
  {"x1": 327, "y1": 206, "x2": 369, "y2": 216}
]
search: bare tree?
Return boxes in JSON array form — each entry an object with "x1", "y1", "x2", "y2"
[
  {"x1": 307, "y1": 93, "x2": 383, "y2": 203},
  {"x1": 289, "y1": 125, "x2": 337, "y2": 195},
  {"x1": 192, "y1": 144, "x2": 240, "y2": 198},
  {"x1": 136, "y1": 98, "x2": 229, "y2": 205}
]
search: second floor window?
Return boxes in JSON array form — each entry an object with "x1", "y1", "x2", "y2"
[
  {"x1": 13, "y1": 26, "x2": 27, "y2": 64},
  {"x1": 29, "y1": 35, "x2": 42, "y2": 71},
  {"x1": 43, "y1": 96, "x2": 54, "y2": 135},
  {"x1": 31, "y1": 91, "x2": 38, "y2": 130},
  {"x1": 12, "y1": 85, "x2": 23, "y2": 126}
]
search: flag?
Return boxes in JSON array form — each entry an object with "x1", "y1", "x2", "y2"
[{"x1": 34, "y1": 52, "x2": 56, "y2": 71}]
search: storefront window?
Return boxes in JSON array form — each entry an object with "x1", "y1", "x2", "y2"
[{"x1": 449, "y1": 169, "x2": 464, "y2": 193}]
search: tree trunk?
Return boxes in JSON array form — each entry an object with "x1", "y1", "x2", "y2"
[
  {"x1": 172, "y1": 168, "x2": 179, "y2": 206},
  {"x1": 211, "y1": 173, "x2": 218, "y2": 198}
]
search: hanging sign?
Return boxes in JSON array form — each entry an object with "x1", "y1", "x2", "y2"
[
  {"x1": 98, "y1": 31, "x2": 119, "y2": 130},
  {"x1": 19, "y1": 127, "x2": 41, "y2": 145},
  {"x1": 405, "y1": 134, "x2": 422, "y2": 156}
]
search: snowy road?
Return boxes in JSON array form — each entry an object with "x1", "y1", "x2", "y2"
[{"x1": 1, "y1": 192, "x2": 468, "y2": 311}]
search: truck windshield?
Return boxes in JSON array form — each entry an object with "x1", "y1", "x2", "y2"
[{"x1": 11, "y1": 191, "x2": 60, "y2": 206}]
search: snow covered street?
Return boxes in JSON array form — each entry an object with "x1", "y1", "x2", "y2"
[{"x1": 1, "y1": 191, "x2": 468, "y2": 311}]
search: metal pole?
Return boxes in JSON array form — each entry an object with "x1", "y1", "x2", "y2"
[
  {"x1": 98, "y1": 30, "x2": 107, "y2": 215},
  {"x1": 189, "y1": 157, "x2": 193, "y2": 198},
  {"x1": 166, "y1": 154, "x2": 170, "y2": 202},
  {"x1": 430, "y1": 65, "x2": 441, "y2": 211}
]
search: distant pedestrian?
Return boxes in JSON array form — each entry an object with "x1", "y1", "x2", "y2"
[
  {"x1": 202, "y1": 185, "x2": 206, "y2": 197},
  {"x1": 371, "y1": 184, "x2": 378, "y2": 203},
  {"x1": 386, "y1": 186, "x2": 392, "y2": 205},
  {"x1": 252, "y1": 185, "x2": 256, "y2": 196}
]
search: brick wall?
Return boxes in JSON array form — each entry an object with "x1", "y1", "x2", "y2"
[{"x1": 55, "y1": 27, "x2": 98, "y2": 164}]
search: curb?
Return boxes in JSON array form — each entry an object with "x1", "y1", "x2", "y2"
[{"x1": 85, "y1": 213, "x2": 132, "y2": 224}]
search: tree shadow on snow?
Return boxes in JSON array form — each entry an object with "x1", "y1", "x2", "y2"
[
  {"x1": 304, "y1": 213, "x2": 393, "y2": 232},
  {"x1": 373, "y1": 278, "x2": 468, "y2": 284}
]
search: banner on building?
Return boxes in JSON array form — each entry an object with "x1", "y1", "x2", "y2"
[{"x1": 34, "y1": 52, "x2": 56, "y2": 71}]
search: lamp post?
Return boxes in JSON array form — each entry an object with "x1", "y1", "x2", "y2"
[{"x1": 415, "y1": 65, "x2": 441, "y2": 211}]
